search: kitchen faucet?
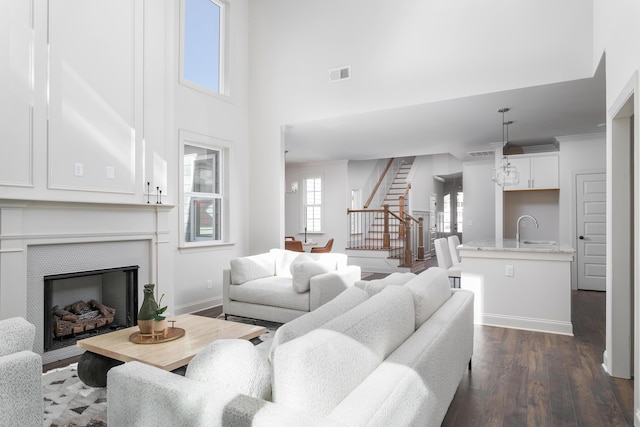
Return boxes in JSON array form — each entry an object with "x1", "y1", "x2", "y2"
[{"x1": 516, "y1": 215, "x2": 539, "y2": 243}]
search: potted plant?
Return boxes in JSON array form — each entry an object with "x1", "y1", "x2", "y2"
[{"x1": 152, "y1": 294, "x2": 168, "y2": 337}]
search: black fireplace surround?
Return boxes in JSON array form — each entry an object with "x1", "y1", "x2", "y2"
[{"x1": 44, "y1": 265, "x2": 139, "y2": 352}]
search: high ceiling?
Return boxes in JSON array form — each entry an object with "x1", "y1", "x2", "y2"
[{"x1": 283, "y1": 66, "x2": 605, "y2": 164}]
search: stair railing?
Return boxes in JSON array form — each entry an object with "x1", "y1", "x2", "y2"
[
  {"x1": 347, "y1": 205, "x2": 425, "y2": 267},
  {"x1": 363, "y1": 158, "x2": 403, "y2": 209}
]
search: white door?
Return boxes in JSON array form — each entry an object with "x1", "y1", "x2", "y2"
[{"x1": 576, "y1": 172, "x2": 606, "y2": 291}]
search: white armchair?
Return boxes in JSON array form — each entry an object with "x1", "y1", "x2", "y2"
[{"x1": 0, "y1": 317, "x2": 43, "y2": 427}]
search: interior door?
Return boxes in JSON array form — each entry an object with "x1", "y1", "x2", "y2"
[{"x1": 576, "y1": 172, "x2": 606, "y2": 291}]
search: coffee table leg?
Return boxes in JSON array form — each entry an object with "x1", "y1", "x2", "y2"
[{"x1": 78, "y1": 351, "x2": 124, "y2": 388}]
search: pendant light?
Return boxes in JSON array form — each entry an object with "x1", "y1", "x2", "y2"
[{"x1": 491, "y1": 108, "x2": 520, "y2": 187}]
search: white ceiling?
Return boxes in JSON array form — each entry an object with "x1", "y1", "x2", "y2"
[{"x1": 283, "y1": 66, "x2": 606, "y2": 164}]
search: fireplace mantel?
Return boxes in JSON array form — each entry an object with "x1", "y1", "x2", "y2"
[{"x1": 0, "y1": 199, "x2": 174, "y2": 362}]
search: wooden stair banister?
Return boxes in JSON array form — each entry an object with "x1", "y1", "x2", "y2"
[{"x1": 364, "y1": 158, "x2": 394, "y2": 209}]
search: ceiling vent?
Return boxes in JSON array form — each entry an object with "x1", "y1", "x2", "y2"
[
  {"x1": 468, "y1": 150, "x2": 495, "y2": 157},
  {"x1": 329, "y1": 66, "x2": 351, "y2": 82}
]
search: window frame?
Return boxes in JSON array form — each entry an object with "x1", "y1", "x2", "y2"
[
  {"x1": 301, "y1": 175, "x2": 324, "y2": 234},
  {"x1": 179, "y1": 130, "x2": 230, "y2": 248},
  {"x1": 179, "y1": 0, "x2": 229, "y2": 100}
]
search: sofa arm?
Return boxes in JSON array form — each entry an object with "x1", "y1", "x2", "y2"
[
  {"x1": 108, "y1": 361, "x2": 228, "y2": 425},
  {"x1": 0, "y1": 317, "x2": 35, "y2": 356},
  {"x1": 223, "y1": 268, "x2": 232, "y2": 314},
  {"x1": 0, "y1": 350, "x2": 43, "y2": 427},
  {"x1": 309, "y1": 265, "x2": 362, "y2": 311},
  {"x1": 107, "y1": 361, "x2": 344, "y2": 427}
]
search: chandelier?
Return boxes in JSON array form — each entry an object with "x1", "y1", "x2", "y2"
[{"x1": 491, "y1": 108, "x2": 520, "y2": 187}]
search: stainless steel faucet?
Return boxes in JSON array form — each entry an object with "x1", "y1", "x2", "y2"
[{"x1": 516, "y1": 215, "x2": 539, "y2": 243}]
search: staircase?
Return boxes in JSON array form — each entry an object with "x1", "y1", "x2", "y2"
[
  {"x1": 347, "y1": 159, "x2": 427, "y2": 273},
  {"x1": 366, "y1": 161, "x2": 412, "y2": 253}
]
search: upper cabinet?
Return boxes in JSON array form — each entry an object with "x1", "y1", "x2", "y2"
[{"x1": 504, "y1": 154, "x2": 559, "y2": 191}]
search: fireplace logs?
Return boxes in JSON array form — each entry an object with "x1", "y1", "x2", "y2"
[{"x1": 53, "y1": 299, "x2": 116, "y2": 338}]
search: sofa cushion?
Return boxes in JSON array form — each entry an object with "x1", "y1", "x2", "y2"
[
  {"x1": 230, "y1": 253, "x2": 275, "y2": 284},
  {"x1": 228, "y1": 276, "x2": 310, "y2": 311},
  {"x1": 308, "y1": 252, "x2": 348, "y2": 269},
  {"x1": 269, "y1": 286, "x2": 369, "y2": 358},
  {"x1": 356, "y1": 272, "x2": 417, "y2": 296},
  {"x1": 271, "y1": 285, "x2": 415, "y2": 416},
  {"x1": 291, "y1": 261, "x2": 333, "y2": 293},
  {"x1": 271, "y1": 248, "x2": 306, "y2": 278},
  {"x1": 404, "y1": 267, "x2": 452, "y2": 328},
  {"x1": 185, "y1": 339, "x2": 271, "y2": 400}
]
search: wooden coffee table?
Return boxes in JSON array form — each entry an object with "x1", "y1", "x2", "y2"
[{"x1": 76, "y1": 314, "x2": 266, "y2": 387}]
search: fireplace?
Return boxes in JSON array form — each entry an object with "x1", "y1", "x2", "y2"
[{"x1": 43, "y1": 266, "x2": 139, "y2": 352}]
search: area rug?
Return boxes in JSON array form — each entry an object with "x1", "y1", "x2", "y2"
[
  {"x1": 42, "y1": 320, "x2": 278, "y2": 427},
  {"x1": 43, "y1": 363, "x2": 107, "y2": 427}
]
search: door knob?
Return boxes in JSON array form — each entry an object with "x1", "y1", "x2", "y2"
[{"x1": 579, "y1": 236, "x2": 584, "y2": 240}]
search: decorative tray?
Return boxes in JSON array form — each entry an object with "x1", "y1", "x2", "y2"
[{"x1": 129, "y1": 327, "x2": 185, "y2": 344}]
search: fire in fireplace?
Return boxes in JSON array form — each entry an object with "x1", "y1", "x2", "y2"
[{"x1": 44, "y1": 265, "x2": 139, "y2": 352}]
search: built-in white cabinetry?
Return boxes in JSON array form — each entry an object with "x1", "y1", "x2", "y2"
[{"x1": 504, "y1": 154, "x2": 559, "y2": 191}]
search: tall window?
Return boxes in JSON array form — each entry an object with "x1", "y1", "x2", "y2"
[
  {"x1": 182, "y1": 0, "x2": 225, "y2": 94},
  {"x1": 456, "y1": 192, "x2": 464, "y2": 233},
  {"x1": 183, "y1": 143, "x2": 223, "y2": 243},
  {"x1": 443, "y1": 193, "x2": 451, "y2": 233},
  {"x1": 304, "y1": 177, "x2": 323, "y2": 233}
]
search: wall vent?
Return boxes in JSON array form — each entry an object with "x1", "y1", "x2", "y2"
[
  {"x1": 329, "y1": 66, "x2": 351, "y2": 82},
  {"x1": 468, "y1": 150, "x2": 495, "y2": 157}
]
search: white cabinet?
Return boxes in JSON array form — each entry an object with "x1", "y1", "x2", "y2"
[{"x1": 504, "y1": 154, "x2": 559, "y2": 191}]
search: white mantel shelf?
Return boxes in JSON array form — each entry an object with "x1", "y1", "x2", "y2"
[{"x1": 458, "y1": 239, "x2": 575, "y2": 336}]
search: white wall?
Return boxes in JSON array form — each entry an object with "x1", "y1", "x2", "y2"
[
  {"x1": 0, "y1": 0, "x2": 251, "y2": 319},
  {"x1": 285, "y1": 161, "x2": 350, "y2": 252},
  {"x1": 592, "y1": 0, "x2": 640, "y2": 412},
  {"x1": 462, "y1": 160, "x2": 496, "y2": 243},
  {"x1": 557, "y1": 134, "x2": 606, "y2": 245},
  {"x1": 503, "y1": 191, "x2": 559, "y2": 241},
  {"x1": 248, "y1": 0, "x2": 595, "y2": 253}
]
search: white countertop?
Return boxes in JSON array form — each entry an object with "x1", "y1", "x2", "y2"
[{"x1": 458, "y1": 239, "x2": 575, "y2": 254}]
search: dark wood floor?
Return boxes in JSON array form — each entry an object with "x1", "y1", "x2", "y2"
[
  {"x1": 443, "y1": 290, "x2": 634, "y2": 427},
  {"x1": 44, "y1": 263, "x2": 635, "y2": 426}
]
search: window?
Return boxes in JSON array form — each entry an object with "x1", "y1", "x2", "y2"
[
  {"x1": 180, "y1": 132, "x2": 228, "y2": 246},
  {"x1": 303, "y1": 177, "x2": 323, "y2": 233},
  {"x1": 182, "y1": 0, "x2": 226, "y2": 95},
  {"x1": 456, "y1": 191, "x2": 464, "y2": 233},
  {"x1": 443, "y1": 193, "x2": 451, "y2": 233}
]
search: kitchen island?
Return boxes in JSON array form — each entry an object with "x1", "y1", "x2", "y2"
[{"x1": 458, "y1": 239, "x2": 575, "y2": 335}]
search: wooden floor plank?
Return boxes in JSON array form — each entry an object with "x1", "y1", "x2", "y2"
[{"x1": 444, "y1": 290, "x2": 634, "y2": 427}]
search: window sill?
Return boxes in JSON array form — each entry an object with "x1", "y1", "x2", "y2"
[{"x1": 178, "y1": 241, "x2": 235, "y2": 252}]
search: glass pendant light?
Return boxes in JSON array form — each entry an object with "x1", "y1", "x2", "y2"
[{"x1": 491, "y1": 108, "x2": 520, "y2": 187}]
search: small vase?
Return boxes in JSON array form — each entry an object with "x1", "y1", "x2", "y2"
[{"x1": 138, "y1": 284, "x2": 158, "y2": 334}]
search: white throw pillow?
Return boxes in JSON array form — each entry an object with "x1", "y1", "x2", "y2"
[
  {"x1": 291, "y1": 261, "x2": 333, "y2": 293},
  {"x1": 230, "y1": 253, "x2": 275, "y2": 284},
  {"x1": 404, "y1": 267, "x2": 452, "y2": 328},
  {"x1": 185, "y1": 339, "x2": 271, "y2": 400}
]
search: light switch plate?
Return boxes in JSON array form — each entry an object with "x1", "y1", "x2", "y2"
[{"x1": 505, "y1": 265, "x2": 514, "y2": 277}]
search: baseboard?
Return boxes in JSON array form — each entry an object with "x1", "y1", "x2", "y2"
[
  {"x1": 174, "y1": 296, "x2": 222, "y2": 316},
  {"x1": 481, "y1": 313, "x2": 574, "y2": 336}
]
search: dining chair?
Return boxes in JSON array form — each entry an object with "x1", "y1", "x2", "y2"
[
  {"x1": 285, "y1": 237, "x2": 304, "y2": 252},
  {"x1": 311, "y1": 238, "x2": 334, "y2": 253},
  {"x1": 447, "y1": 235, "x2": 462, "y2": 265},
  {"x1": 434, "y1": 238, "x2": 461, "y2": 287}
]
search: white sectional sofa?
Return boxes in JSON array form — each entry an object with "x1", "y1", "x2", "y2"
[
  {"x1": 222, "y1": 248, "x2": 362, "y2": 323},
  {"x1": 107, "y1": 267, "x2": 474, "y2": 426}
]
